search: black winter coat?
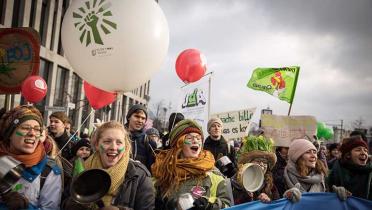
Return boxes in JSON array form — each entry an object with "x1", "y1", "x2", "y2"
[
  {"x1": 114, "y1": 159, "x2": 155, "y2": 210},
  {"x1": 204, "y1": 136, "x2": 237, "y2": 166},
  {"x1": 129, "y1": 130, "x2": 155, "y2": 171},
  {"x1": 272, "y1": 151, "x2": 288, "y2": 197}
]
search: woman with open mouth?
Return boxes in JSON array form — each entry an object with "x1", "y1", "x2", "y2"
[
  {"x1": 63, "y1": 121, "x2": 155, "y2": 210},
  {"x1": 284, "y1": 138, "x2": 328, "y2": 198},
  {"x1": 152, "y1": 119, "x2": 231, "y2": 210},
  {"x1": 328, "y1": 135, "x2": 372, "y2": 200},
  {"x1": 0, "y1": 105, "x2": 62, "y2": 209}
]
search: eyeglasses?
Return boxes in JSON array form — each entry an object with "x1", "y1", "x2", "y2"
[
  {"x1": 185, "y1": 134, "x2": 202, "y2": 141},
  {"x1": 17, "y1": 125, "x2": 42, "y2": 136}
]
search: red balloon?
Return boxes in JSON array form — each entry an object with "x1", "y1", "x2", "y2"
[
  {"x1": 176, "y1": 49, "x2": 207, "y2": 83},
  {"x1": 84, "y1": 81, "x2": 116, "y2": 110},
  {"x1": 21, "y1": 76, "x2": 47, "y2": 103}
]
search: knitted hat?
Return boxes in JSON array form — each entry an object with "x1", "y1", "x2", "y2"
[
  {"x1": 0, "y1": 105, "x2": 43, "y2": 143},
  {"x1": 71, "y1": 139, "x2": 91, "y2": 156},
  {"x1": 207, "y1": 117, "x2": 223, "y2": 133},
  {"x1": 126, "y1": 104, "x2": 147, "y2": 122},
  {"x1": 169, "y1": 119, "x2": 203, "y2": 147},
  {"x1": 238, "y1": 135, "x2": 277, "y2": 170},
  {"x1": 340, "y1": 136, "x2": 368, "y2": 158},
  {"x1": 146, "y1": 128, "x2": 160, "y2": 137},
  {"x1": 288, "y1": 139, "x2": 317, "y2": 163},
  {"x1": 168, "y1": 112, "x2": 185, "y2": 132},
  {"x1": 49, "y1": 111, "x2": 69, "y2": 123}
]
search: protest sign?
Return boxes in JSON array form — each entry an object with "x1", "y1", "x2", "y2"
[
  {"x1": 211, "y1": 108, "x2": 256, "y2": 140},
  {"x1": 260, "y1": 114, "x2": 317, "y2": 147}
]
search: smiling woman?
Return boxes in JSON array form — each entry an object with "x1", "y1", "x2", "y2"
[
  {"x1": 328, "y1": 136, "x2": 372, "y2": 200},
  {"x1": 63, "y1": 121, "x2": 155, "y2": 210},
  {"x1": 152, "y1": 119, "x2": 231, "y2": 210},
  {"x1": 0, "y1": 105, "x2": 62, "y2": 210}
]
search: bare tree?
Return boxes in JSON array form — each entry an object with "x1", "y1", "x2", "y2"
[
  {"x1": 352, "y1": 116, "x2": 365, "y2": 129},
  {"x1": 150, "y1": 100, "x2": 168, "y2": 132}
]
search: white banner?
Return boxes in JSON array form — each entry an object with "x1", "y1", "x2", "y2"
[
  {"x1": 211, "y1": 108, "x2": 256, "y2": 140},
  {"x1": 178, "y1": 77, "x2": 210, "y2": 135}
]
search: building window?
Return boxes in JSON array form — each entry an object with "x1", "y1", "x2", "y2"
[
  {"x1": 53, "y1": 66, "x2": 68, "y2": 106},
  {"x1": 68, "y1": 73, "x2": 81, "y2": 128},
  {"x1": 12, "y1": 0, "x2": 25, "y2": 27},
  {"x1": 58, "y1": 0, "x2": 69, "y2": 55},
  {"x1": 50, "y1": 0, "x2": 59, "y2": 50},
  {"x1": 39, "y1": 0, "x2": 50, "y2": 46},
  {"x1": 33, "y1": 58, "x2": 52, "y2": 115},
  {"x1": 0, "y1": 0, "x2": 6, "y2": 25},
  {"x1": 70, "y1": 73, "x2": 81, "y2": 103},
  {"x1": 29, "y1": 0, "x2": 37, "y2": 28}
]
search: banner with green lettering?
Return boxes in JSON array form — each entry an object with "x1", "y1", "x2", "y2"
[{"x1": 247, "y1": 66, "x2": 300, "y2": 103}]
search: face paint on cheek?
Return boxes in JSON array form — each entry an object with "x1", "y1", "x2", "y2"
[
  {"x1": 184, "y1": 139, "x2": 192, "y2": 145},
  {"x1": 117, "y1": 146, "x2": 125, "y2": 154},
  {"x1": 99, "y1": 144, "x2": 106, "y2": 153},
  {"x1": 15, "y1": 131, "x2": 26, "y2": 137}
]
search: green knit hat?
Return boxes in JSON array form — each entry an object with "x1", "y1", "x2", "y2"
[
  {"x1": 238, "y1": 135, "x2": 277, "y2": 169},
  {"x1": 169, "y1": 119, "x2": 203, "y2": 147}
]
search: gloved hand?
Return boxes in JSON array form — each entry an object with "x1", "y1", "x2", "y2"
[
  {"x1": 62, "y1": 197, "x2": 91, "y2": 210},
  {"x1": 332, "y1": 185, "x2": 352, "y2": 201},
  {"x1": 192, "y1": 196, "x2": 211, "y2": 210},
  {"x1": 283, "y1": 183, "x2": 302, "y2": 203},
  {"x1": 1, "y1": 191, "x2": 29, "y2": 210}
]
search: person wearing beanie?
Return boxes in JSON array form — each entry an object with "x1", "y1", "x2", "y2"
[
  {"x1": 0, "y1": 105, "x2": 62, "y2": 209},
  {"x1": 71, "y1": 139, "x2": 92, "y2": 160},
  {"x1": 48, "y1": 111, "x2": 74, "y2": 160},
  {"x1": 125, "y1": 104, "x2": 155, "y2": 171},
  {"x1": 152, "y1": 119, "x2": 230, "y2": 210},
  {"x1": 231, "y1": 135, "x2": 279, "y2": 204},
  {"x1": 284, "y1": 139, "x2": 327, "y2": 193},
  {"x1": 328, "y1": 136, "x2": 372, "y2": 200},
  {"x1": 283, "y1": 139, "x2": 350, "y2": 202},
  {"x1": 204, "y1": 118, "x2": 237, "y2": 178},
  {"x1": 161, "y1": 112, "x2": 184, "y2": 149}
]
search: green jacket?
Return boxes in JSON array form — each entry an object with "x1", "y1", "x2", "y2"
[
  {"x1": 155, "y1": 169, "x2": 231, "y2": 210},
  {"x1": 327, "y1": 159, "x2": 372, "y2": 200}
]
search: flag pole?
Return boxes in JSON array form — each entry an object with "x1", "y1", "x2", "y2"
[
  {"x1": 287, "y1": 67, "x2": 300, "y2": 116},
  {"x1": 208, "y1": 72, "x2": 213, "y2": 119}
]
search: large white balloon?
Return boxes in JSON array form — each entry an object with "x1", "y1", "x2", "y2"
[{"x1": 61, "y1": 0, "x2": 169, "y2": 92}]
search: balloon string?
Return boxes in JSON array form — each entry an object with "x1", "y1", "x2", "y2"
[{"x1": 57, "y1": 109, "x2": 94, "y2": 156}]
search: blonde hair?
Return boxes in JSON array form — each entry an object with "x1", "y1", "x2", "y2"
[{"x1": 95, "y1": 121, "x2": 131, "y2": 153}]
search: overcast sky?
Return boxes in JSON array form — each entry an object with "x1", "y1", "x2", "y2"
[{"x1": 148, "y1": 0, "x2": 372, "y2": 129}]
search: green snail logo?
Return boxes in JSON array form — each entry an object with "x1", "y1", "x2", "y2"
[{"x1": 72, "y1": 0, "x2": 117, "y2": 46}]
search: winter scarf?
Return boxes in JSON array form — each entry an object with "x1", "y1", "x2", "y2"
[
  {"x1": 328, "y1": 159, "x2": 372, "y2": 199},
  {"x1": 0, "y1": 142, "x2": 45, "y2": 167},
  {"x1": 84, "y1": 148, "x2": 130, "y2": 206},
  {"x1": 152, "y1": 135, "x2": 215, "y2": 197},
  {"x1": 284, "y1": 159, "x2": 326, "y2": 193}
]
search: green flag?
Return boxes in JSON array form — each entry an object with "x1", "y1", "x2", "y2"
[
  {"x1": 247, "y1": 66, "x2": 300, "y2": 103},
  {"x1": 72, "y1": 157, "x2": 85, "y2": 177}
]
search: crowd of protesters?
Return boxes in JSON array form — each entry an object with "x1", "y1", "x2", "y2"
[{"x1": 0, "y1": 104, "x2": 371, "y2": 210}]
